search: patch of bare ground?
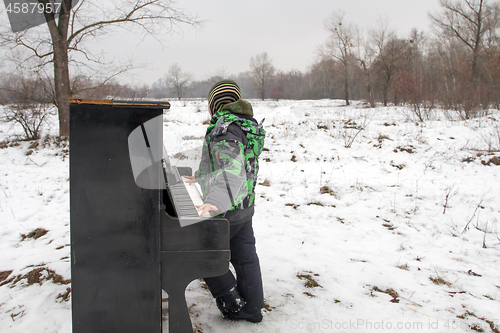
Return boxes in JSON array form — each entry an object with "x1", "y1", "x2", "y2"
[
  {"x1": 1, "y1": 266, "x2": 70, "y2": 288},
  {"x1": 20, "y1": 228, "x2": 48, "y2": 241},
  {"x1": 371, "y1": 286, "x2": 400, "y2": 303},
  {"x1": 297, "y1": 272, "x2": 322, "y2": 289}
]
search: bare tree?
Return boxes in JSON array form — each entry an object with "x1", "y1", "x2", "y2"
[
  {"x1": 370, "y1": 20, "x2": 409, "y2": 106},
  {"x1": 0, "y1": 0, "x2": 202, "y2": 137},
  {"x1": 204, "y1": 68, "x2": 230, "y2": 87},
  {"x1": 165, "y1": 63, "x2": 192, "y2": 100},
  {"x1": 249, "y1": 52, "x2": 275, "y2": 100},
  {"x1": 322, "y1": 11, "x2": 357, "y2": 106},
  {"x1": 309, "y1": 58, "x2": 339, "y2": 99},
  {"x1": 393, "y1": 30, "x2": 438, "y2": 121},
  {"x1": 0, "y1": 73, "x2": 55, "y2": 140},
  {"x1": 430, "y1": 0, "x2": 499, "y2": 114},
  {"x1": 355, "y1": 28, "x2": 378, "y2": 107}
]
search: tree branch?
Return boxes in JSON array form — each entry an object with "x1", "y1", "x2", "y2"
[
  {"x1": 67, "y1": 0, "x2": 201, "y2": 46},
  {"x1": 441, "y1": 0, "x2": 479, "y2": 27}
]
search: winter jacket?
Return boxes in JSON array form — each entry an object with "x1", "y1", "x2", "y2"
[{"x1": 195, "y1": 99, "x2": 265, "y2": 224}]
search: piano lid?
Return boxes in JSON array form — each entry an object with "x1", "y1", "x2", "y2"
[
  {"x1": 69, "y1": 98, "x2": 171, "y2": 109},
  {"x1": 128, "y1": 115, "x2": 165, "y2": 190}
]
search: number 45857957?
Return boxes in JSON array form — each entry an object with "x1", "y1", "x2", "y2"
[{"x1": 5, "y1": 2, "x2": 61, "y2": 14}]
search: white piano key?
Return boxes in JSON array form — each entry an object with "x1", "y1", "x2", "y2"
[{"x1": 182, "y1": 176, "x2": 204, "y2": 207}]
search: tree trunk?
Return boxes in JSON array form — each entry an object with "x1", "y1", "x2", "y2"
[
  {"x1": 367, "y1": 75, "x2": 375, "y2": 107},
  {"x1": 344, "y1": 80, "x2": 350, "y2": 105},
  {"x1": 343, "y1": 64, "x2": 350, "y2": 106},
  {"x1": 360, "y1": 60, "x2": 375, "y2": 107},
  {"x1": 43, "y1": 0, "x2": 72, "y2": 137},
  {"x1": 261, "y1": 77, "x2": 266, "y2": 100},
  {"x1": 53, "y1": 40, "x2": 71, "y2": 137},
  {"x1": 383, "y1": 71, "x2": 392, "y2": 107}
]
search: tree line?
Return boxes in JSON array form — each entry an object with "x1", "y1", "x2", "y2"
[
  {"x1": 154, "y1": 0, "x2": 500, "y2": 122},
  {"x1": 1, "y1": 0, "x2": 500, "y2": 138}
]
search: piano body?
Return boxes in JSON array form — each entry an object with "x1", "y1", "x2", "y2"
[{"x1": 69, "y1": 99, "x2": 230, "y2": 333}]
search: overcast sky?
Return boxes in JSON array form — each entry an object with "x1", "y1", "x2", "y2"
[{"x1": 95, "y1": 0, "x2": 443, "y2": 85}]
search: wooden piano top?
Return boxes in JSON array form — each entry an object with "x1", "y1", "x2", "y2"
[{"x1": 69, "y1": 98, "x2": 171, "y2": 109}]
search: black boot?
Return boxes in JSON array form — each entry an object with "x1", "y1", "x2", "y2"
[
  {"x1": 225, "y1": 309, "x2": 263, "y2": 323},
  {"x1": 215, "y1": 287, "x2": 245, "y2": 315}
]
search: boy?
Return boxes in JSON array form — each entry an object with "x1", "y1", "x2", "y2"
[{"x1": 186, "y1": 80, "x2": 265, "y2": 322}]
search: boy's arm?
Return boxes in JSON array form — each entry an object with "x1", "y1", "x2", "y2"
[{"x1": 202, "y1": 124, "x2": 248, "y2": 214}]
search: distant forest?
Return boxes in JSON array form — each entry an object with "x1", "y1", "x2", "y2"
[
  {"x1": 2, "y1": 0, "x2": 500, "y2": 123},
  {"x1": 91, "y1": 1, "x2": 500, "y2": 120}
]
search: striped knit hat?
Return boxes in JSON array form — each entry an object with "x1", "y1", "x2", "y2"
[{"x1": 208, "y1": 80, "x2": 241, "y2": 116}]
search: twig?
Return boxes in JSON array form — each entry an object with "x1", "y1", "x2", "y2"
[
  {"x1": 483, "y1": 222, "x2": 488, "y2": 248},
  {"x1": 24, "y1": 156, "x2": 43, "y2": 167},
  {"x1": 462, "y1": 195, "x2": 485, "y2": 234}
]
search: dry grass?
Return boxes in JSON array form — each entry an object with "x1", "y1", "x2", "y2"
[
  {"x1": 307, "y1": 201, "x2": 324, "y2": 207},
  {"x1": 285, "y1": 203, "x2": 300, "y2": 209},
  {"x1": 430, "y1": 276, "x2": 452, "y2": 287},
  {"x1": 296, "y1": 272, "x2": 322, "y2": 288},
  {"x1": 173, "y1": 152, "x2": 188, "y2": 160},
  {"x1": 20, "y1": 228, "x2": 48, "y2": 241},
  {"x1": 263, "y1": 300, "x2": 275, "y2": 312},
  {"x1": 0, "y1": 270, "x2": 13, "y2": 284},
  {"x1": 397, "y1": 263, "x2": 410, "y2": 271},
  {"x1": 371, "y1": 286, "x2": 400, "y2": 302},
  {"x1": 258, "y1": 179, "x2": 271, "y2": 187},
  {"x1": 1, "y1": 266, "x2": 70, "y2": 288},
  {"x1": 319, "y1": 185, "x2": 340, "y2": 199},
  {"x1": 56, "y1": 287, "x2": 71, "y2": 302},
  {"x1": 182, "y1": 135, "x2": 203, "y2": 141}
]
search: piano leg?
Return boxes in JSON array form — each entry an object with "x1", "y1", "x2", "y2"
[
  {"x1": 161, "y1": 251, "x2": 230, "y2": 333},
  {"x1": 162, "y1": 275, "x2": 192, "y2": 333}
]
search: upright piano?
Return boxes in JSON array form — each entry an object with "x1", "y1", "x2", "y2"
[{"x1": 69, "y1": 99, "x2": 230, "y2": 333}]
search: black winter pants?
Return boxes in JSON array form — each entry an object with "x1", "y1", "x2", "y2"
[{"x1": 204, "y1": 218, "x2": 264, "y2": 314}]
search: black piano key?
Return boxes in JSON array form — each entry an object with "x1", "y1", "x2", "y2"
[{"x1": 169, "y1": 182, "x2": 200, "y2": 217}]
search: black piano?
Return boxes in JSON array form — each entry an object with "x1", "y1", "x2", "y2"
[{"x1": 69, "y1": 99, "x2": 230, "y2": 333}]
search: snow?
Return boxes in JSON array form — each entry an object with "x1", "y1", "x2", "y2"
[{"x1": 1, "y1": 100, "x2": 500, "y2": 332}]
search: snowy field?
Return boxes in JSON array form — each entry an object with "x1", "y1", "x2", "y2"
[{"x1": 1, "y1": 99, "x2": 500, "y2": 333}]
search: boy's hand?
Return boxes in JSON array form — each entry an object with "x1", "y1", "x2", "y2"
[
  {"x1": 183, "y1": 176, "x2": 197, "y2": 185},
  {"x1": 196, "y1": 203, "x2": 219, "y2": 217}
]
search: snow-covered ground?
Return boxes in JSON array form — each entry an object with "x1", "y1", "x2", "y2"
[{"x1": 1, "y1": 99, "x2": 500, "y2": 333}]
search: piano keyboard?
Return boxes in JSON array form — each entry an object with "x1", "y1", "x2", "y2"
[
  {"x1": 162, "y1": 151, "x2": 212, "y2": 226},
  {"x1": 168, "y1": 177, "x2": 204, "y2": 218},
  {"x1": 182, "y1": 177, "x2": 204, "y2": 207}
]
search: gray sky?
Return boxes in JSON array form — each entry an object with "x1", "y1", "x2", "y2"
[{"x1": 97, "y1": 0, "x2": 442, "y2": 85}]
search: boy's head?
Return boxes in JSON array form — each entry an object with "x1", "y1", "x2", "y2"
[{"x1": 208, "y1": 80, "x2": 241, "y2": 116}]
